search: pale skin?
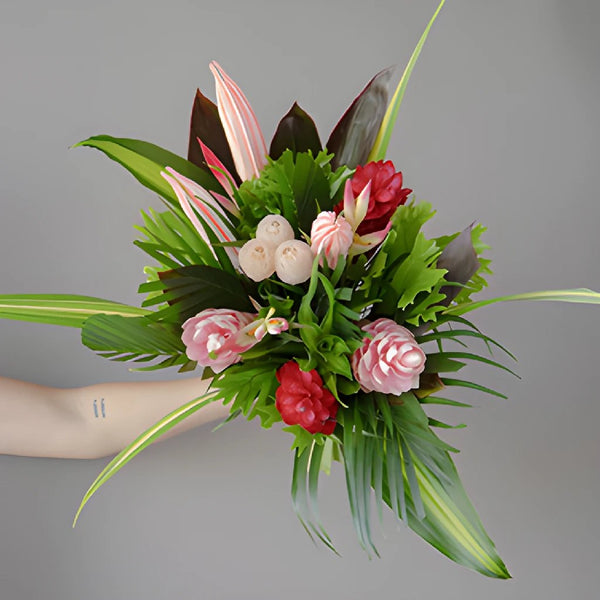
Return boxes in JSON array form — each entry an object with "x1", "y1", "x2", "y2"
[{"x1": 0, "y1": 376, "x2": 229, "y2": 459}]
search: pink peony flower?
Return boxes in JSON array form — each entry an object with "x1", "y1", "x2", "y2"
[
  {"x1": 310, "y1": 211, "x2": 354, "y2": 269},
  {"x1": 351, "y1": 318, "x2": 426, "y2": 395},
  {"x1": 182, "y1": 308, "x2": 256, "y2": 373}
]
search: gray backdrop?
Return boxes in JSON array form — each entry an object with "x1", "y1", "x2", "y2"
[{"x1": 1, "y1": 0, "x2": 599, "y2": 598}]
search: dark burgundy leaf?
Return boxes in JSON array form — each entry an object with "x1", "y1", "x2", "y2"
[
  {"x1": 438, "y1": 225, "x2": 480, "y2": 305},
  {"x1": 187, "y1": 88, "x2": 240, "y2": 184},
  {"x1": 269, "y1": 102, "x2": 322, "y2": 160},
  {"x1": 326, "y1": 66, "x2": 394, "y2": 170}
]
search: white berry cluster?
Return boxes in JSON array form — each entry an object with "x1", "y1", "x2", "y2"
[{"x1": 238, "y1": 215, "x2": 313, "y2": 285}]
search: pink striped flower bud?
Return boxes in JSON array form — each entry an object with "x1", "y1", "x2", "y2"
[
  {"x1": 310, "y1": 211, "x2": 353, "y2": 269},
  {"x1": 351, "y1": 318, "x2": 426, "y2": 395}
]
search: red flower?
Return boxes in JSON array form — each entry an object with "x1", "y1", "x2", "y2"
[
  {"x1": 275, "y1": 361, "x2": 338, "y2": 435},
  {"x1": 336, "y1": 160, "x2": 411, "y2": 235}
]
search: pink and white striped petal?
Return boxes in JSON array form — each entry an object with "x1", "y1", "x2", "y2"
[
  {"x1": 198, "y1": 139, "x2": 240, "y2": 206},
  {"x1": 161, "y1": 170, "x2": 216, "y2": 257},
  {"x1": 209, "y1": 61, "x2": 268, "y2": 181},
  {"x1": 162, "y1": 168, "x2": 239, "y2": 265}
]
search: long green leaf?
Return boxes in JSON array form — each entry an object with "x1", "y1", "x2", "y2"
[
  {"x1": 0, "y1": 294, "x2": 148, "y2": 328},
  {"x1": 75, "y1": 136, "x2": 219, "y2": 207},
  {"x1": 73, "y1": 391, "x2": 219, "y2": 526},
  {"x1": 387, "y1": 395, "x2": 510, "y2": 578},
  {"x1": 367, "y1": 0, "x2": 446, "y2": 161},
  {"x1": 445, "y1": 288, "x2": 600, "y2": 316}
]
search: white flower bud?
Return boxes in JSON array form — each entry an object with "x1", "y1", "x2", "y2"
[
  {"x1": 255, "y1": 214, "x2": 295, "y2": 247},
  {"x1": 239, "y1": 238, "x2": 276, "y2": 282},
  {"x1": 274, "y1": 240, "x2": 314, "y2": 285}
]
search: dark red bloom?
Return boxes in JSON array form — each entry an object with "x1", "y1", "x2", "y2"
[
  {"x1": 275, "y1": 361, "x2": 338, "y2": 435},
  {"x1": 336, "y1": 160, "x2": 412, "y2": 235}
]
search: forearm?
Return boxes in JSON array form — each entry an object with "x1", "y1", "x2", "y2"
[{"x1": 0, "y1": 376, "x2": 228, "y2": 459}]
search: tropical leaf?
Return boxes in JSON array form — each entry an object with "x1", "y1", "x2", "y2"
[
  {"x1": 379, "y1": 233, "x2": 447, "y2": 317},
  {"x1": 81, "y1": 314, "x2": 187, "y2": 370},
  {"x1": 0, "y1": 294, "x2": 148, "y2": 328},
  {"x1": 291, "y1": 441, "x2": 338, "y2": 553},
  {"x1": 387, "y1": 394, "x2": 510, "y2": 578},
  {"x1": 368, "y1": 0, "x2": 446, "y2": 161},
  {"x1": 135, "y1": 204, "x2": 221, "y2": 274},
  {"x1": 445, "y1": 288, "x2": 600, "y2": 316},
  {"x1": 139, "y1": 265, "x2": 256, "y2": 324},
  {"x1": 270, "y1": 103, "x2": 322, "y2": 160},
  {"x1": 340, "y1": 406, "x2": 379, "y2": 557},
  {"x1": 441, "y1": 378, "x2": 508, "y2": 399},
  {"x1": 327, "y1": 66, "x2": 394, "y2": 169},
  {"x1": 75, "y1": 136, "x2": 219, "y2": 208},
  {"x1": 73, "y1": 391, "x2": 220, "y2": 526},
  {"x1": 187, "y1": 88, "x2": 240, "y2": 183},
  {"x1": 417, "y1": 328, "x2": 517, "y2": 361}
]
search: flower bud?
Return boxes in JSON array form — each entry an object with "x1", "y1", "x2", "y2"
[
  {"x1": 239, "y1": 238, "x2": 276, "y2": 282},
  {"x1": 274, "y1": 240, "x2": 313, "y2": 285},
  {"x1": 351, "y1": 318, "x2": 426, "y2": 395},
  {"x1": 310, "y1": 211, "x2": 353, "y2": 269},
  {"x1": 255, "y1": 214, "x2": 294, "y2": 247}
]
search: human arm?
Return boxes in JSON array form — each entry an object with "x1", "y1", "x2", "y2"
[{"x1": 0, "y1": 376, "x2": 229, "y2": 459}]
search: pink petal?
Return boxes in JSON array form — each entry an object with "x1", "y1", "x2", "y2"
[
  {"x1": 199, "y1": 138, "x2": 240, "y2": 204},
  {"x1": 162, "y1": 168, "x2": 239, "y2": 265},
  {"x1": 161, "y1": 171, "x2": 216, "y2": 257},
  {"x1": 349, "y1": 222, "x2": 392, "y2": 255},
  {"x1": 210, "y1": 61, "x2": 267, "y2": 181}
]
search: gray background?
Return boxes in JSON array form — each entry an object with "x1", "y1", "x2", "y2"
[{"x1": 1, "y1": 0, "x2": 599, "y2": 598}]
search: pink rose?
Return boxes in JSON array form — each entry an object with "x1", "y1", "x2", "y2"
[
  {"x1": 182, "y1": 308, "x2": 256, "y2": 373},
  {"x1": 351, "y1": 318, "x2": 426, "y2": 395},
  {"x1": 310, "y1": 211, "x2": 354, "y2": 269}
]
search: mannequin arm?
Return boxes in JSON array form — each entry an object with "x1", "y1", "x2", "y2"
[{"x1": 0, "y1": 376, "x2": 229, "y2": 459}]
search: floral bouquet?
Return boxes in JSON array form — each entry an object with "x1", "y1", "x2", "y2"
[{"x1": 2, "y1": 0, "x2": 599, "y2": 578}]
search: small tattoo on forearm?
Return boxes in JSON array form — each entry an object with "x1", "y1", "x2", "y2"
[{"x1": 93, "y1": 398, "x2": 107, "y2": 419}]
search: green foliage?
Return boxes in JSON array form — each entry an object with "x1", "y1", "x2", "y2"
[
  {"x1": 0, "y1": 294, "x2": 148, "y2": 328},
  {"x1": 235, "y1": 150, "x2": 350, "y2": 237},
  {"x1": 291, "y1": 440, "x2": 339, "y2": 553},
  {"x1": 81, "y1": 314, "x2": 190, "y2": 371},
  {"x1": 327, "y1": 392, "x2": 509, "y2": 577},
  {"x1": 139, "y1": 265, "x2": 255, "y2": 325},
  {"x1": 446, "y1": 288, "x2": 600, "y2": 317},
  {"x1": 211, "y1": 362, "x2": 282, "y2": 429},
  {"x1": 135, "y1": 204, "x2": 221, "y2": 275},
  {"x1": 364, "y1": 202, "x2": 447, "y2": 324},
  {"x1": 368, "y1": 0, "x2": 447, "y2": 161},
  {"x1": 74, "y1": 390, "x2": 220, "y2": 525},
  {"x1": 75, "y1": 135, "x2": 220, "y2": 209}
]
